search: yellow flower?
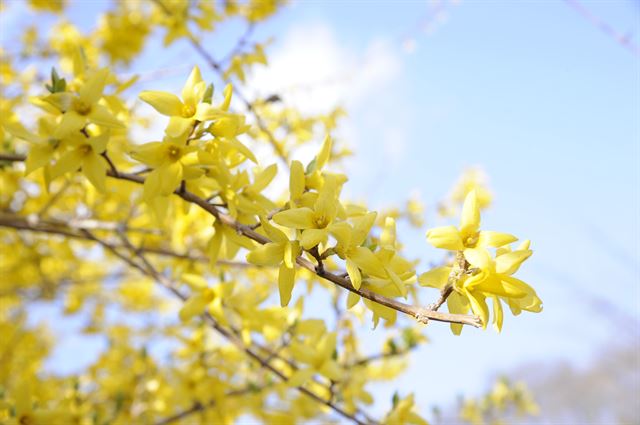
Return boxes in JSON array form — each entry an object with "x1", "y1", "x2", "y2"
[
  {"x1": 246, "y1": 217, "x2": 301, "y2": 306},
  {"x1": 50, "y1": 132, "x2": 110, "y2": 192},
  {"x1": 43, "y1": 68, "x2": 124, "y2": 137},
  {"x1": 332, "y1": 211, "x2": 377, "y2": 289},
  {"x1": 419, "y1": 241, "x2": 542, "y2": 333},
  {"x1": 139, "y1": 66, "x2": 224, "y2": 137},
  {"x1": 384, "y1": 393, "x2": 429, "y2": 425},
  {"x1": 178, "y1": 273, "x2": 215, "y2": 322},
  {"x1": 288, "y1": 332, "x2": 342, "y2": 386},
  {"x1": 272, "y1": 174, "x2": 342, "y2": 250},
  {"x1": 130, "y1": 134, "x2": 204, "y2": 200},
  {"x1": 4, "y1": 119, "x2": 58, "y2": 175},
  {"x1": 426, "y1": 190, "x2": 516, "y2": 253}
]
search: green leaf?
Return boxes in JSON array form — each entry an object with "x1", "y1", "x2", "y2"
[{"x1": 203, "y1": 83, "x2": 214, "y2": 104}]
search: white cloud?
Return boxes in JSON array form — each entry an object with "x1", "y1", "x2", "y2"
[
  {"x1": 249, "y1": 23, "x2": 402, "y2": 115},
  {"x1": 246, "y1": 21, "x2": 410, "y2": 189}
]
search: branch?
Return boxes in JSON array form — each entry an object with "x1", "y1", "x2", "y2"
[
  {"x1": 0, "y1": 212, "x2": 258, "y2": 269},
  {"x1": 0, "y1": 152, "x2": 482, "y2": 328}
]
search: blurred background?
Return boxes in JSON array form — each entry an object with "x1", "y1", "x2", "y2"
[{"x1": 2, "y1": 0, "x2": 639, "y2": 423}]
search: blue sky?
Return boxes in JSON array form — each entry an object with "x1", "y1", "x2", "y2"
[
  {"x1": 247, "y1": 0, "x2": 640, "y2": 411},
  {"x1": 3, "y1": 0, "x2": 639, "y2": 419}
]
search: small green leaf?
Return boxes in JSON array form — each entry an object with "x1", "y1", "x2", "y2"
[{"x1": 203, "y1": 83, "x2": 214, "y2": 104}]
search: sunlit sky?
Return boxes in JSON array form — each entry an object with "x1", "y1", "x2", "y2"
[{"x1": 2, "y1": 0, "x2": 639, "y2": 418}]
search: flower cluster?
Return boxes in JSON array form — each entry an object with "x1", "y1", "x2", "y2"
[{"x1": 420, "y1": 191, "x2": 542, "y2": 333}]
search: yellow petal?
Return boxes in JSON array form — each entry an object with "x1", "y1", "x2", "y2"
[
  {"x1": 246, "y1": 242, "x2": 283, "y2": 266},
  {"x1": 54, "y1": 111, "x2": 85, "y2": 138},
  {"x1": 289, "y1": 160, "x2": 305, "y2": 202},
  {"x1": 385, "y1": 267, "x2": 406, "y2": 296},
  {"x1": 143, "y1": 167, "x2": 163, "y2": 200},
  {"x1": 316, "y1": 135, "x2": 332, "y2": 170},
  {"x1": 328, "y1": 221, "x2": 351, "y2": 249},
  {"x1": 225, "y1": 138, "x2": 257, "y2": 163},
  {"x1": 492, "y1": 296, "x2": 504, "y2": 332},
  {"x1": 25, "y1": 144, "x2": 54, "y2": 175},
  {"x1": 51, "y1": 148, "x2": 83, "y2": 179},
  {"x1": 181, "y1": 65, "x2": 204, "y2": 105},
  {"x1": 139, "y1": 91, "x2": 184, "y2": 116},
  {"x1": 290, "y1": 341, "x2": 316, "y2": 364},
  {"x1": 259, "y1": 216, "x2": 288, "y2": 243},
  {"x1": 82, "y1": 152, "x2": 108, "y2": 192},
  {"x1": 195, "y1": 103, "x2": 225, "y2": 122},
  {"x1": 477, "y1": 231, "x2": 517, "y2": 248},
  {"x1": 179, "y1": 289, "x2": 214, "y2": 322},
  {"x1": 348, "y1": 246, "x2": 387, "y2": 277},
  {"x1": 130, "y1": 142, "x2": 164, "y2": 167},
  {"x1": 418, "y1": 266, "x2": 452, "y2": 289},
  {"x1": 221, "y1": 83, "x2": 232, "y2": 111},
  {"x1": 314, "y1": 175, "x2": 338, "y2": 223},
  {"x1": 351, "y1": 212, "x2": 377, "y2": 247},
  {"x1": 495, "y1": 250, "x2": 532, "y2": 275},
  {"x1": 88, "y1": 133, "x2": 109, "y2": 153},
  {"x1": 159, "y1": 161, "x2": 183, "y2": 195},
  {"x1": 460, "y1": 190, "x2": 480, "y2": 235},
  {"x1": 346, "y1": 291, "x2": 360, "y2": 309},
  {"x1": 320, "y1": 361, "x2": 342, "y2": 381},
  {"x1": 465, "y1": 288, "x2": 489, "y2": 328},
  {"x1": 88, "y1": 104, "x2": 124, "y2": 128},
  {"x1": 272, "y1": 207, "x2": 316, "y2": 229},
  {"x1": 463, "y1": 247, "x2": 491, "y2": 270},
  {"x1": 346, "y1": 259, "x2": 362, "y2": 290},
  {"x1": 319, "y1": 332, "x2": 337, "y2": 359},
  {"x1": 287, "y1": 368, "x2": 314, "y2": 387},
  {"x1": 283, "y1": 240, "x2": 299, "y2": 268},
  {"x1": 4, "y1": 121, "x2": 44, "y2": 144},
  {"x1": 166, "y1": 116, "x2": 194, "y2": 137},
  {"x1": 252, "y1": 163, "x2": 277, "y2": 192},
  {"x1": 79, "y1": 68, "x2": 109, "y2": 104},
  {"x1": 278, "y1": 263, "x2": 296, "y2": 307},
  {"x1": 426, "y1": 226, "x2": 464, "y2": 250},
  {"x1": 299, "y1": 228, "x2": 328, "y2": 250}
]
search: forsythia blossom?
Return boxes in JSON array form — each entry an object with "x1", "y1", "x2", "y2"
[{"x1": 421, "y1": 191, "x2": 542, "y2": 334}]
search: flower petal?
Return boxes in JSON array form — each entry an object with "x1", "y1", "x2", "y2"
[
  {"x1": 139, "y1": 91, "x2": 183, "y2": 116},
  {"x1": 181, "y1": 66, "x2": 204, "y2": 106},
  {"x1": 88, "y1": 104, "x2": 124, "y2": 128},
  {"x1": 460, "y1": 190, "x2": 480, "y2": 235},
  {"x1": 53, "y1": 111, "x2": 85, "y2": 138},
  {"x1": 278, "y1": 263, "x2": 296, "y2": 307},
  {"x1": 51, "y1": 149, "x2": 83, "y2": 179},
  {"x1": 426, "y1": 226, "x2": 464, "y2": 250},
  {"x1": 418, "y1": 266, "x2": 452, "y2": 289},
  {"x1": 272, "y1": 207, "x2": 315, "y2": 229},
  {"x1": 299, "y1": 228, "x2": 328, "y2": 250},
  {"x1": 463, "y1": 247, "x2": 492, "y2": 270},
  {"x1": 79, "y1": 68, "x2": 109, "y2": 105},
  {"x1": 477, "y1": 231, "x2": 517, "y2": 248},
  {"x1": 346, "y1": 259, "x2": 362, "y2": 290},
  {"x1": 82, "y1": 152, "x2": 108, "y2": 192},
  {"x1": 495, "y1": 249, "x2": 532, "y2": 275},
  {"x1": 246, "y1": 242, "x2": 284, "y2": 266}
]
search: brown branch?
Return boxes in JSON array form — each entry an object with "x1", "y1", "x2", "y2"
[
  {"x1": 0, "y1": 213, "x2": 258, "y2": 269},
  {"x1": 0, "y1": 152, "x2": 482, "y2": 328}
]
